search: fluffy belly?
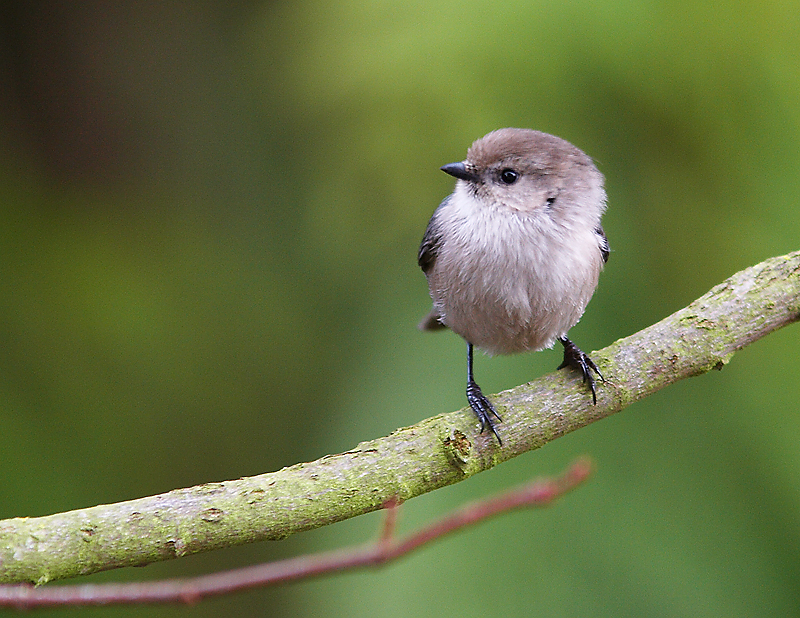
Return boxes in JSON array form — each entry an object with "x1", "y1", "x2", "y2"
[
  {"x1": 434, "y1": 282, "x2": 584, "y2": 355},
  {"x1": 428, "y1": 239, "x2": 599, "y2": 354}
]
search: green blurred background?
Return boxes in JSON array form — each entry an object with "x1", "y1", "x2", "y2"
[{"x1": 1, "y1": 1, "x2": 799, "y2": 616}]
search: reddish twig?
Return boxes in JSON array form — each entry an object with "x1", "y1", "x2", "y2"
[{"x1": 0, "y1": 459, "x2": 591, "y2": 609}]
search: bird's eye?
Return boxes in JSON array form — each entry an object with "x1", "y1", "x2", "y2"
[{"x1": 499, "y1": 169, "x2": 519, "y2": 185}]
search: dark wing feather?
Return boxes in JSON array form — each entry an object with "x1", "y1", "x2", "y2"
[
  {"x1": 417, "y1": 203, "x2": 448, "y2": 331},
  {"x1": 418, "y1": 209, "x2": 444, "y2": 274},
  {"x1": 596, "y1": 225, "x2": 610, "y2": 264}
]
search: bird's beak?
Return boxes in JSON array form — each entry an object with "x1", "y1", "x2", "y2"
[{"x1": 440, "y1": 161, "x2": 477, "y2": 182}]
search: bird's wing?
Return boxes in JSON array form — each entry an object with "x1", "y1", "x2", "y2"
[
  {"x1": 596, "y1": 225, "x2": 610, "y2": 264},
  {"x1": 418, "y1": 203, "x2": 445, "y2": 274}
]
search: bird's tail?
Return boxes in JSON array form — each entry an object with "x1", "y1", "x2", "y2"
[{"x1": 418, "y1": 309, "x2": 448, "y2": 331}]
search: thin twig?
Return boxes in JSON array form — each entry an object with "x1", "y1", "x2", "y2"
[{"x1": 0, "y1": 460, "x2": 591, "y2": 608}]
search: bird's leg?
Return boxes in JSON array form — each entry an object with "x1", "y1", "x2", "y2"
[
  {"x1": 557, "y1": 336, "x2": 604, "y2": 404},
  {"x1": 466, "y1": 343, "x2": 503, "y2": 444}
]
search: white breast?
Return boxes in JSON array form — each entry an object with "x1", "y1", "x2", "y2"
[{"x1": 427, "y1": 186, "x2": 603, "y2": 355}]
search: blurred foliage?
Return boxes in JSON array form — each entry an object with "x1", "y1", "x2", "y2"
[{"x1": 1, "y1": 1, "x2": 799, "y2": 616}]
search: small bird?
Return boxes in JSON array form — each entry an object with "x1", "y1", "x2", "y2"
[{"x1": 418, "y1": 128, "x2": 609, "y2": 444}]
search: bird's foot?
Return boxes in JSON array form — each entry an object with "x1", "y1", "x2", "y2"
[
  {"x1": 466, "y1": 379, "x2": 503, "y2": 444},
  {"x1": 557, "y1": 337, "x2": 604, "y2": 404}
]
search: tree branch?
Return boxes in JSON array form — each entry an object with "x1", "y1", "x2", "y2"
[
  {"x1": 1, "y1": 251, "x2": 798, "y2": 586},
  {"x1": 0, "y1": 459, "x2": 592, "y2": 607}
]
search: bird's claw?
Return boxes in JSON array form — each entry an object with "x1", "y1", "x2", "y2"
[
  {"x1": 466, "y1": 379, "x2": 503, "y2": 445},
  {"x1": 558, "y1": 337, "x2": 604, "y2": 404}
]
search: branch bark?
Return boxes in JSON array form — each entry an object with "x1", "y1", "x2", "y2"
[{"x1": 1, "y1": 250, "x2": 799, "y2": 585}]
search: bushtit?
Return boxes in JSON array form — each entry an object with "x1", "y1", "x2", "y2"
[{"x1": 418, "y1": 128, "x2": 609, "y2": 444}]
